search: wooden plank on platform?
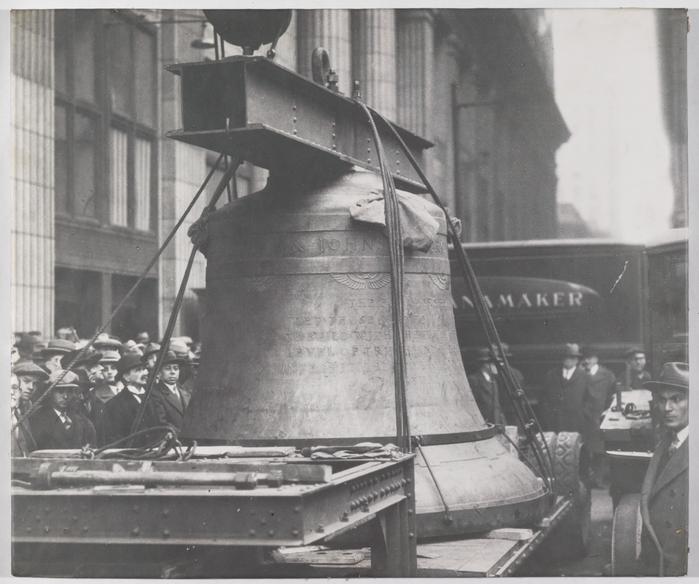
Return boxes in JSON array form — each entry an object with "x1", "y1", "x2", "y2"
[{"x1": 416, "y1": 539, "x2": 520, "y2": 576}]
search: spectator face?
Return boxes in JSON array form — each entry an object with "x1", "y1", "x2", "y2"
[
  {"x1": 11, "y1": 346, "x2": 20, "y2": 365},
  {"x1": 87, "y1": 364, "x2": 104, "y2": 383},
  {"x1": 563, "y1": 357, "x2": 579, "y2": 370},
  {"x1": 135, "y1": 332, "x2": 150, "y2": 345},
  {"x1": 656, "y1": 388, "x2": 688, "y2": 431},
  {"x1": 18, "y1": 376, "x2": 35, "y2": 401},
  {"x1": 161, "y1": 364, "x2": 180, "y2": 384},
  {"x1": 628, "y1": 353, "x2": 646, "y2": 372},
  {"x1": 145, "y1": 353, "x2": 158, "y2": 370},
  {"x1": 103, "y1": 364, "x2": 118, "y2": 383},
  {"x1": 50, "y1": 387, "x2": 72, "y2": 412},
  {"x1": 44, "y1": 354, "x2": 63, "y2": 373},
  {"x1": 582, "y1": 355, "x2": 598, "y2": 370},
  {"x1": 123, "y1": 365, "x2": 147, "y2": 386},
  {"x1": 10, "y1": 374, "x2": 20, "y2": 409}
]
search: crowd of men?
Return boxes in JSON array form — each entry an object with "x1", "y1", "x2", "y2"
[
  {"x1": 11, "y1": 330, "x2": 199, "y2": 456},
  {"x1": 467, "y1": 341, "x2": 688, "y2": 575},
  {"x1": 468, "y1": 342, "x2": 653, "y2": 487}
]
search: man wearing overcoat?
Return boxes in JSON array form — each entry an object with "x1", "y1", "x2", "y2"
[
  {"x1": 151, "y1": 351, "x2": 191, "y2": 432},
  {"x1": 540, "y1": 343, "x2": 589, "y2": 434},
  {"x1": 468, "y1": 347, "x2": 506, "y2": 426},
  {"x1": 29, "y1": 370, "x2": 97, "y2": 451},
  {"x1": 639, "y1": 362, "x2": 688, "y2": 576}
]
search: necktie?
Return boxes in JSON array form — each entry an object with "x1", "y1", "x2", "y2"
[
  {"x1": 62, "y1": 414, "x2": 72, "y2": 431},
  {"x1": 668, "y1": 433, "x2": 680, "y2": 456}
]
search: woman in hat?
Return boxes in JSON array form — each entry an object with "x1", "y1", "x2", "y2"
[{"x1": 28, "y1": 370, "x2": 97, "y2": 451}]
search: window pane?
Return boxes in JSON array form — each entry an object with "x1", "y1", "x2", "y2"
[
  {"x1": 73, "y1": 113, "x2": 97, "y2": 218},
  {"x1": 110, "y1": 127, "x2": 128, "y2": 226},
  {"x1": 55, "y1": 105, "x2": 69, "y2": 214},
  {"x1": 134, "y1": 29, "x2": 156, "y2": 126},
  {"x1": 108, "y1": 22, "x2": 132, "y2": 117},
  {"x1": 134, "y1": 137, "x2": 152, "y2": 231},
  {"x1": 74, "y1": 10, "x2": 97, "y2": 102},
  {"x1": 54, "y1": 10, "x2": 70, "y2": 94}
]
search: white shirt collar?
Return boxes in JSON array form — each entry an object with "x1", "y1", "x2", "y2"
[
  {"x1": 481, "y1": 370, "x2": 491, "y2": 383},
  {"x1": 53, "y1": 408, "x2": 70, "y2": 423},
  {"x1": 674, "y1": 426, "x2": 689, "y2": 447},
  {"x1": 563, "y1": 366, "x2": 577, "y2": 380},
  {"x1": 588, "y1": 364, "x2": 599, "y2": 376}
]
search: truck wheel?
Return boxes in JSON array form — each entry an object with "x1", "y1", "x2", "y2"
[
  {"x1": 546, "y1": 432, "x2": 592, "y2": 561},
  {"x1": 611, "y1": 494, "x2": 642, "y2": 576}
]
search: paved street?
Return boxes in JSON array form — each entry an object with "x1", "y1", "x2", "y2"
[{"x1": 525, "y1": 488, "x2": 614, "y2": 576}]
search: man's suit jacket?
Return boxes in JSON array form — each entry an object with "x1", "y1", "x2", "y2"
[
  {"x1": 11, "y1": 410, "x2": 36, "y2": 456},
  {"x1": 151, "y1": 382, "x2": 191, "y2": 432},
  {"x1": 29, "y1": 406, "x2": 97, "y2": 451},
  {"x1": 540, "y1": 366, "x2": 589, "y2": 434},
  {"x1": 640, "y1": 435, "x2": 688, "y2": 576},
  {"x1": 98, "y1": 387, "x2": 160, "y2": 447},
  {"x1": 468, "y1": 371, "x2": 505, "y2": 426},
  {"x1": 583, "y1": 365, "x2": 616, "y2": 454},
  {"x1": 88, "y1": 383, "x2": 120, "y2": 429}
]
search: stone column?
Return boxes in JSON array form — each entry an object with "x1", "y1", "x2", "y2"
[
  {"x1": 11, "y1": 11, "x2": 55, "y2": 335},
  {"x1": 396, "y1": 9, "x2": 434, "y2": 138},
  {"x1": 351, "y1": 9, "x2": 396, "y2": 120},
  {"x1": 296, "y1": 9, "x2": 351, "y2": 95},
  {"x1": 159, "y1": 10, "x2": 209, "y2": 337}
]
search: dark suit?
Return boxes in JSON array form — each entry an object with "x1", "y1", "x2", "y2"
[
  {"x1": 98, "y1": 387, "x2": 160, "y2": 447},
  {"x1": 151, "y1": 382, "x2": 190, "y2": 432},
  {"x1": 88, "y1": 383, "x2": 120, "y2": 430},
  {"x1": 11, "y1": 410, "x2": 36, "y2": 456},
  {"x1": 540, "y1": 366, "x2": 589, "y2": 434},
  {"x1": 640, "y1": 435, "x2": 688, "y2": 576},
  {"x1": 583, "y1": 365, "x2": 616, "y2": 454},
  {"x1": 628, "y1": 369, "x2": 651, "y2": 389},
  {"x1": 29, "y1": 406, "x2": 97, "y2": 451},
  {"x1": 468, "y1": 371, "x2": 506, "y2": 426}
]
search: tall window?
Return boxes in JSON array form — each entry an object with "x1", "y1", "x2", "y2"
[{"x1": 54, "y1": 10, "x2": 157, "y2": 232}]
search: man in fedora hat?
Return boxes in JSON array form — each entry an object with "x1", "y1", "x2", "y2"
[
  {"x1": 28, "y1": 370, "x2": 97, "y2": 451},
  {"x1": 87, "y1": 350, "x2": 122, "y2": 428},
  {"x1": 151, "y1": 351, "x2": 191, "y2": 432},
  {"x1": 98, "y1": 353, "x2": 159, "y2": 447},
  {"x1": 39, "y1": 339, "x2": 75, "y2": 374},
  {"x1": 540, "y1": 343, "x2": 590, "y2": 434},
  {"x1": 639, "y1": 362, "x2": 688, "y2": 576},
  {"x1": 624, "y1": 347, "x2": 651, "y2": 389},
  {"x1": 12, "y1": 361, "x2": 49, "y2": 415},
  {"x1": 61, "y1": 348, "x2": 104, "y2": 419},
  {"x1": 581, "y1": 345, "x2": 617, "y2": 487},
  {"x1": 468, "y1": 347, "x2": 506, "y2": 426}
]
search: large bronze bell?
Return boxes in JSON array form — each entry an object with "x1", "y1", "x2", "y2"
[{"x1": 183, "y1": 167, "x2": 549, "y2": 538}]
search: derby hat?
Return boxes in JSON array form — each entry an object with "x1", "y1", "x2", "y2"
[
  {"x1": 142, "y1": 342, "x2": 161, "y2": 358},
  {"x1": 582, "y1": 345, "x2": 601, "y2": 358},
  {"x1": 47, "y1": 369, "x2": 80, "y2": 390},
  {"x1": 12, "y1": 360, "x2": 49, "y2": 379},
  {"x1": 474, "y1": 347, "x2": 494, "y2": 362},
  {"x1": 61, "y1": 348, "x2": 102, "y2": 369},
  {"x1": 93, "y1": 333, "x2": 123, "y2": 351},
  {"x1": 624, "y1": 346, "x2": 646, "y2": 359},
  {"x1": 40, "y1": 339, "x2": 76, "y2": 358},
  {"x1": 99, "y1": 350, "x2": 121, "y2": 364},
  {"x1": 117, "y1": 352, "x2": 146, "y2": 375},
  {"x1": 562, "y1": 343, "x2": 582, "y2": 358},
  {"x1": 643, "y1": 362, "x2": 688, "y2": 393},
  {"x1": 161, "y1": 350, "x2": 185, "y2": 367}
]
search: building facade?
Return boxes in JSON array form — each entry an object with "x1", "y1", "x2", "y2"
[{"x1": 11, "y1": 9, "x2": 569, "y2": 341}]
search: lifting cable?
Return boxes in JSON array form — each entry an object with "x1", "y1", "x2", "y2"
[
  {"x1": 11, "y1": 153, "x2": 230, "y2": 434},
  {"x1": 367, "y1": 106, "x2": 556, "y2": 490},
  {"x1": 354, "y1": 97, "x2": 411, "y2": 454},
  {"x1": 130, "y1": 159, "x2": 241, "y2": 441}
]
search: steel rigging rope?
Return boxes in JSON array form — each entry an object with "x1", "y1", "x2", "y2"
[
  {"x1": 12, "y1": 152, "x2": 229, "y2": 434},
  {"x1": 369, "y1": 107, "x2": 555, "y2": 489},
  {"x1": 354, "y1": 96, "x2": 411, "y2": 454},
  {"x1": 130, "y1": 159, "x2": 241, "y2": 441}
]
